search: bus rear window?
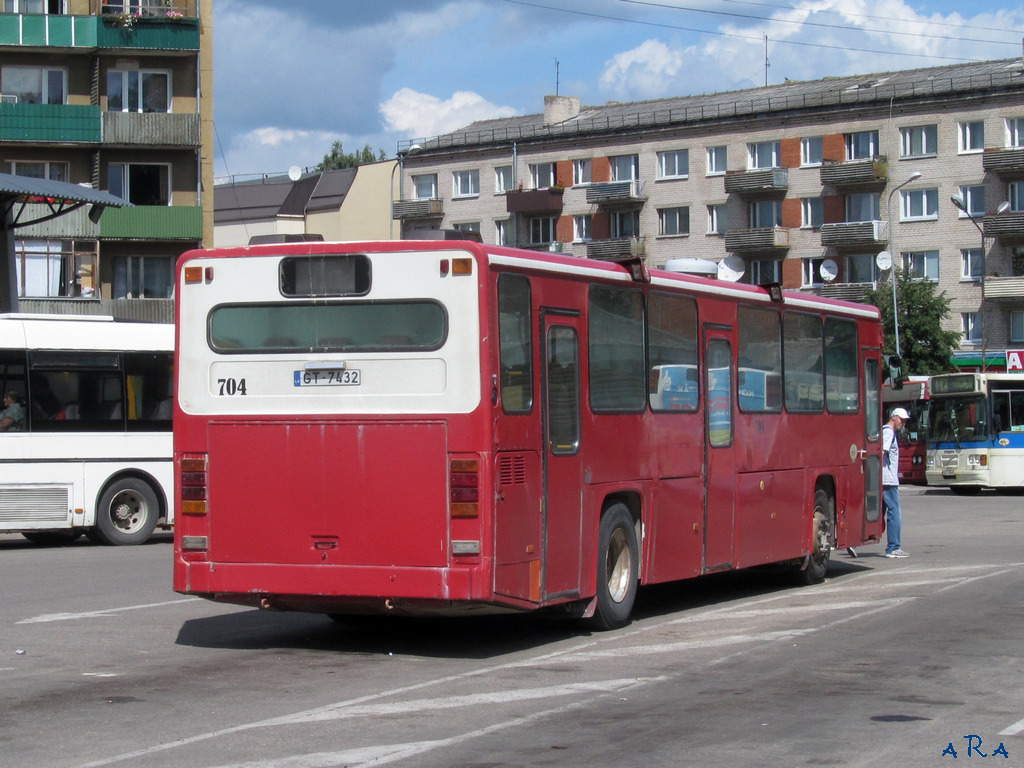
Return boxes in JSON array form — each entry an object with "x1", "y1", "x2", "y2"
[
  {"x1": 280, "y1": 255, "x2": 370, "y2": 297},
  {"x1": 209, "y1": 301, "x2": 447, "y2": 353}
]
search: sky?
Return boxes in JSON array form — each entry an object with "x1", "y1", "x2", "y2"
[{"x1": 212, "y1": 0, "x2": 1024, "y2": 184}]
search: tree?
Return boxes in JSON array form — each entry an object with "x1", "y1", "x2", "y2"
[
  {"x1": 315, "y1": 141, "x2": 388, "y2": 171},
  {"x1": 863, "y1": 267, "x2": 961, "y2": 378}
]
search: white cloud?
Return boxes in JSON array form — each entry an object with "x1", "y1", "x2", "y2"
[
  {"x1": 380, "y1": 88, "x2": 519, "y2": 138},
  {"x1": 600, "y1": 40, "x2": 687, "y2": 101}
]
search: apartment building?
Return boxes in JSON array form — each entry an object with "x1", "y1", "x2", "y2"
[
  {"x1": 392, "y1": 58, "x2": 1024, "y2": 368},
  {"x1": 0, "y1": 0, "x2": 213, "y2": 323}
]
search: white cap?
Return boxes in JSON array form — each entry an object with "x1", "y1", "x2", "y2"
[{"x1": 891, "y1": 407, "x2": 910, "y2": 420}]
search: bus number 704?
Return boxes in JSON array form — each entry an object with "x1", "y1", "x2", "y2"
[{"x1": 217, "y1": 378, "x2": 247, "y2": 396}]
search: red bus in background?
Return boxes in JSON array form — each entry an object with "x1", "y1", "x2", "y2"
[
  {"x1": 882, "y1": 376, "x2": 930, "y2": 485},
  {"x1": 173, "y1": 240, "x2": 885, "y2": 630}
]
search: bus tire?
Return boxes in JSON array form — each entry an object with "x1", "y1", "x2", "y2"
[
  {"x1": 587, "y1": 503, "x2": 639, "y2": 631},
  {"x1": 798, "y1": 488, "x2": 834, "y2": 585},
  {"x1": 93, "y1": 478, "x2": 160, "y2": 546}
]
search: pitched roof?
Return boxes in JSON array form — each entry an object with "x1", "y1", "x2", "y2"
[{"x1": 214, "y1": 168, "x2": 358, "y2": 223}]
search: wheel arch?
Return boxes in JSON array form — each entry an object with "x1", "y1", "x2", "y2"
[
  {"x1": 600, "y1": 490, "x2": 643, "y2": 581},
  {"x1": 94, "y1": 469, "x2": 168, "y2": 525}
]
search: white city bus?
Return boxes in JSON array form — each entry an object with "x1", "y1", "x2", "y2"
[{"x1": 0, "y1": 314, "x2": 174, "y2": 545}]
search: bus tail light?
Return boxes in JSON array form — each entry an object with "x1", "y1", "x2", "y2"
[
  {"x1": 450, "y1": 458, "x2": 479, "y2": 518},
  {"x1": 180, "y1": 454, "x2": 208, "y2": 515}
]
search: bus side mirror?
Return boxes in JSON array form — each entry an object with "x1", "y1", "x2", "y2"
[{"x1": 888, "y1": 356, "x2": 903, "y2": 390}]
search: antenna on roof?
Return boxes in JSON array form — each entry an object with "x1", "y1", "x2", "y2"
[
  {"x1": 555, "y1": 59, "x2": 560, "y2": 95},
  {"x1": 764, "y1": 35, "x2": 770, "y2": 87}
]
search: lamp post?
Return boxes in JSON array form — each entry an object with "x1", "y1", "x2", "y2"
[
  {"x1": 884, "y1": 171, "x2": 922, "y2": 360},
  {"x1": 389, "y1": 143, "x2": 422, "y2": 239},
  {"x1": 950, "y1": 193, "x2": 1011, "y2": 371}
]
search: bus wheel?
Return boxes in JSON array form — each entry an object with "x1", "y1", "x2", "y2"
[
  {"x1": 93, "y1": 478, "x2": 159, "y2": 546},
  {"x1": 587, "y1": 503, "x2": 639, "y2": 631},
  {"x1": 798, "y1": 488, "x2": 834, "y2": 586},
  {"x1": 21, "y1": 530, "x2": 82, "y2": 546}
]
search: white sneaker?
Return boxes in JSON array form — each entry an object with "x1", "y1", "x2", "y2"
[{"x1": 885, "y1": 549, "x2": 909, "y2": 558}]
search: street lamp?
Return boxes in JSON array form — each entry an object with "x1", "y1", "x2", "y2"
[
  {"x1": 950, "y1": 192, "x2": 1011, "y2": 371},
  {"x1": 884, "y1": 171, "x2": 922, "y2": 362},
  {"x1": 389, "y1": 143, "x2": 422, "y2": 239}
]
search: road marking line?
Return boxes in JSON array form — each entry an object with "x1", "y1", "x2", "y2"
[
  {"x1": 999, "y1": 716, "x2": 1024, "y2": 736},
  {"x1": 17, "y1": 598, "x2": 200, "y2": 624}
]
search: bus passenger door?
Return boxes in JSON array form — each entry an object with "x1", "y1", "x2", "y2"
[
  {"x1": 703, "y1": 330, "x2": 736, "y2": 571},
  {"x1": 858, "y1": 353, "x2": 883, "y2": 544},
  {"x1": 541, "y1": 315, "x2": 583, "y2": 600}
]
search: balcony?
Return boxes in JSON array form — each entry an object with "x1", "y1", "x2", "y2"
[
  {"x1": 392, "y1": 198, "x2": 444, "y2": 220},
  {"x1": 505, "y1": 187, "x2": 564, "y2": 214},
  {"x1": 983, "y1": 211, "x2": 1024, "y2": 243},
  {"x1": 982, "y1": 148, "x2": 1024, "y2": 178},
  {"x1": 723, "y1": 168, "x2": 788, "y2": 196},
  {"x1": 816, "y1": 283, "x2": 873, "y2": 302},
  {"x1": 99, "y1": 205, "x2": 203, "y2": 240},
  {"x1": 103, "y1": 112, "x2": 200, "y2": 146},
  {"x1": 16, "y1": 205, "x2": 99, "y2": 239},
  {"x1": 724, "y1": 227, "x2": 790, "y2": 252},
  {"x1": 984, "y1": 276, "x2": 1024, "y2": 300},
  {"x1": 0, "y1": 7, "x2": 199, "y2": 51},
  {"x1": 586, "y1": 237, "x2": 645, "y2": 261},
  {"x1": 819, "y1": 158, "x2": 887, "y2": 188},
  {"x1": 0, "y1": 103, "x2": 100, "y2": 143},
  {"x1": 819, "y1": 220, "x2": 888, "y2": 248},
  {"x1": 585, "y1": 180, "x2": 646, "y2": 206}
]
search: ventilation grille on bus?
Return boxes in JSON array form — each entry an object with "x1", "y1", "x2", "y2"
[
  {"x1": 0, "y1": 487, "x2": 70, "y2": 524},
  {"x1": 498, "y1": 455, "x2": 527, "y2": 486}
]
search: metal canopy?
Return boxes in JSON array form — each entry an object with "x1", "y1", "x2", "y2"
[{"x1": 0, "y1": 174, "x2": 132, "y2": 313}]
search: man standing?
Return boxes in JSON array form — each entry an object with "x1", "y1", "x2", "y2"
[{"x1": 883, "y1": 407, "x2": 910, "y2": 558}]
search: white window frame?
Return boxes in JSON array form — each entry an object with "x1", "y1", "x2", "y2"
[
  {"x1": 900, "y1": 188, "x2": 939, "y2": 221},
  {"x1": 1007, "y1": 118, "x2": 1024, "y2": 148},
  {"x1": 494, "y1": 166, "x2": 513, "y2": 194},
  {"x1": 749, "y1": 199, "x2": 782, "y2": 229},
  {"x1": 573, "y1": 214, "x2": 592, "y2": 242},
  {"x1": 610, "y1": 154, "x2": 639, "y2": 182},
  {"x1": 494, "y1": 219, "x2": 510, "y2": 246},
  {"x1": 846, "y1": 253, "x2": 878, "y2": 284},
  {"x1": 1010, "y1": 181, "x2": 1024, "y2": 212},
  {"x1": 958, "y1": 121, "x2": 985, "y2": 154},
  {"x1": 899, "y1": 124, "x2": 938, "y2": 158},
  {"x1": 452, "y1": 169, "x2": 480, "y2": 198},
  {"x1": 1, "y1": 65, "x2": 66, "y2": 105},
  {"x1": 1010, "y1": 310, "x2": 1024, "y2": 343},
  {"x1": 106, "y1": 69, "x2": 171, "y2": 113},
  {"x1": 847, "y1": 192, "x2": 881, "y2": 223},
  {"x1": 801, "y1": 197, "x2": 823, "y2": 229},
  {"x1": 530, "y1": 162, "x2": 556, "y2": 190},
  {"x1": 412, "y1": 174, "x2": 437, "y2": 200},
  {"x1": 572, "y1": 159, "x2": 591, "y2": 186},
  {"x1": 957, "y1": 185, "x2": 987, "y2": 217},
  {"x1": 747, "y1": 140, "x2": 781, "y2": 170},
  {"x1": 8, "y1": 160, "x2": 69, "y2": 182},
  {"x1": 961, "y1": 248, "x2": 983, "y2": 281},
  {"x1": 904, "y1": 250, "x2": 940, "y2": 281},
  {"x1": 529, "y1": 216, "x2": 556, "y2": 245},
  {"x1": 962, "y1": 312, "x2": 982, "y2": 342},
  {"x1": 743, "y1": 259, "x2": 781, "y2": 285},
  {"x1": 803, "y1": 257, "x2": 827, "y2": 287},
  {"x1": 658, "y1": 207, "x2": 689, "y2": 236},
  {"x1": 108, "y1": 162, "x2": 171, "y2": 206},
  {"x1": 801, "y1": 137, "x2": 823, "y2": 167},
  {"x1": 611, "y1": 210, "x2": 640, "y2": 238},
  {"x1": 706, "y1": 146, "x2": 727, "y2": 176},
  {"x1": 845, "y1": 130, "x2": 879, "y2": 160},
  {"x1": 657, "y1": 149, "x2": 689, "y2": 179},
  {"x1": 707, "y1": 203, "x2": 727, "y2": 234}
]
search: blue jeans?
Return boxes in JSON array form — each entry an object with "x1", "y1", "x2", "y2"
[{"x1": 883, "y1": 485, "x2": 901, "y2": 553}]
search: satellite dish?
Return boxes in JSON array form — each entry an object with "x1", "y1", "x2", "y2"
[
  {"x1": 876, "y1": 250, "x2": 893, "y2": 271},
  {"x1": 287, "y1": 165, "x2": 302, "y2": 181},
  {"x1": 819, "y1": 258, "x2": 839, "y2": 282},
  {"x1": 717, "y1": 255, "x2": 746, "y2": 282}
]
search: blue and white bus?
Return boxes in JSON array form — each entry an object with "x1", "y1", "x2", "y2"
[{"x1": 925, "y1": 372, "x2": 1024, "y2": 494}]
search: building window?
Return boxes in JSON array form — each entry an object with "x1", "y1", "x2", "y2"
[
  {"x1": 611, "y1": 210, "x2": 640, "y2": 238},
  {"x1": 573, "y1": 159, "x2": 592, "y2": 185},
  {"x1": 900, "y1": 188, "x2": 939, "y2": 221},
  {"x1": 803, "y1": 257, "x2": 827, "y2": 286},
  {"x1": 900, "y1": 124, "x2": 938, "y2": 158},
  {"x1": 657, "y1": 149, "x2": 689, "y2": 179},
  {"x1": 707, "y1": 145, "x2": 727, "y2": 175},
  {"x1": 846, "y1": 130, "x2": 879, "y2": 160},
  {"x1": 962, "y1": 312, "x2": 981, "y2": 342},
  {"x1": 904, "y1": 250, "x2": 939, "y2": 281},
  {"x1": 847, "y1": 192, "x2": 880, "y2": 222},
  {"x1": 957, "y1": 185, "x2": 987, "y2": 217},
  {"x1": 750, "y1": 199, "x2": 782, "y2": 228},
  {"x1": 1011, "y1": 310, "x2": 1024, "y2": 343},
  {"x1": 801, "y1": 137, "x2": 823, "y2": 166},
  {"x1": 1010, "y1": 181, "x2": 1024, "y2": 212},
  {"x1": 748, "y1": 140, "x2": 781, "y2": 170},
  {"x1": 708, "y1": 204, "x2": 727, "y2": 234},
  {"x1": 494, "y1": 166, "x2": 513, "y2": 194},
  {"x1": 573, "y1": 214, "x2": 592, "y2": 242},
  {"x1": 658, "y1": 207, "x2": 689, "y2": 236},
  {"x1": 453, "y1": 221, "x2": 480, "y2": 234},
  {"x1": 846, "y1": 253, "x2": 878, "y2": 284},
  {"x1": 530, "y1": 162, "x2": 556, "y2": 189},
  {"x1": 610, "y1": 154, "x2": 639, "y2": 181},
  {"x1": 959, "y1": 121, "x2": 985, "y2": 153},
  {"x1": 9, "y1": 161, "x2": 68, "y2": 182},
  {"x1": 801, "y1": 198, "x2": 824, "y2": 228},
  {"x1": 412, "y1": 174, "x2": 437, "y2": 199},
  {"x1": 742, "y1": 259, "x2": 780, "y2": 285},
  {"x1": 962, "y1": 248, "x2": 983, "y2": 281},
  {"x1": 1007, "y1": 118, "x2": 1024, "y2": 148},
  {"x1": 107, "y1": 70, "x2": 169, "y2": 113},
  {"x1": 108, "y1": 163, "x2": 170, "y2": 206},
  {"x1": 113, "y1": 255, "x2": 173, "y2": 299},
  {"x1": 529, "y1": 216, "x2": 556, "y2": 245},
  {"x1": 1, "y1": 66, "x2": 65, "y2": 105},
  {"x1": 452, "y1": 169, "x2": 480, "y2": 198},
  {"x1": 14, "y1": 239, "x2": 98, "y2": 299},
  {"x1": 494, "y1": 219, "x2": 510, "y2": 246}
]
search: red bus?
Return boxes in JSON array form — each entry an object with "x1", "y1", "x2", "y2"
[
  {"x1": 882, "y1": 376, "x2": 930, "y2": 485},
  {"x1": 173, "y1": 240, "x2": 885, "y2": 630}
]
